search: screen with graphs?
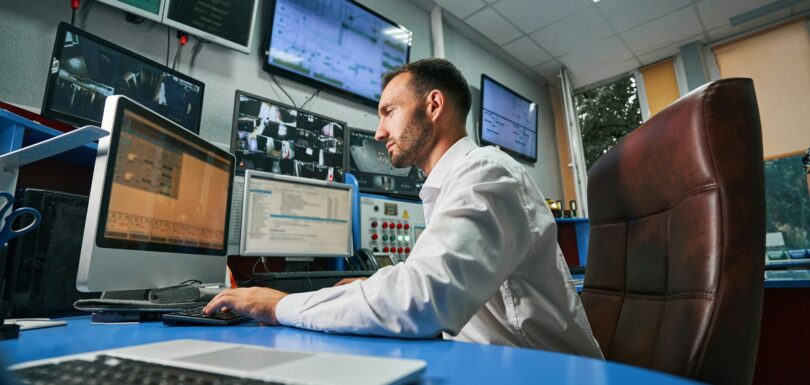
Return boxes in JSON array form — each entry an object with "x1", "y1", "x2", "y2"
[
  {"x1": 265, "y1": 0, "x2": 411, "y2": 105},
  {"x1": 480, "y1": 75, "x2": 538, "y2": 162}
]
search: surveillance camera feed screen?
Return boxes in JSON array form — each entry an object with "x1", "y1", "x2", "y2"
[
  {"x1": 266, "y1": 0, "x2": 411, "y2": 103},
  {"x1": 45, "y1": 26, "x2": 203, "y2": 133},
  {"x1": 348, "y1": 128, "x2": 425, "y2": 197},
  {"x1": 233, "y1": 93, "x2": 345, "y2": 182}
]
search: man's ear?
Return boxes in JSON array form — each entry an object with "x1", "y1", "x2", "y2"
[{"x1": 425, "y1": 90, "x2": 445, "y2": 123}]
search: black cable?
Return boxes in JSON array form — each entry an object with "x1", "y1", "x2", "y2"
[
  {"x1": 271, "y1": 75, "x2": 297, "y2": 108},
  {"x1": 301, "y1": 89, "x2": 321, "y2": 110},
  {"x1": 172, "y1": 43, "x2": 183, "y2": 70},
  {"x1": 71, "y1": 8, "x2": 76, "y2": 25},
  {"x1": 166, "y1": 28, "x2": 171, "y2": 68},
  {"x1": 188, "y1": 38, "x2": 207, "y2": 72}
]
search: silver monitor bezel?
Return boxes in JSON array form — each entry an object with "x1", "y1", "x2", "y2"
[
  {"x1": 240, "y1": 170, "x2": 354, "y2": 258},
  {"x1": 76, "y1": 95, "x2": 234, "y2": 292}
]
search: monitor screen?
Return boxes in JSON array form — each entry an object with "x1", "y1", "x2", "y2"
[
  {"x1": 264, "y1": 0, "x2": 412, "y2": 106},
  {"x1": 240, "y1": 171, "x2": 353, "y2": 257},
  {"x1": 77, "y1": 96, "x2": 234, "y2": 292},
  {"x1": 231, "y1": 91, "x2": 347, "y2": 182},
  {"x1": 42, "y1": 23, "x2": 205, "y2": 134},
  {"x1": 96, "y1": 0, "x2": 165, "y2": 22},
  {"x1": 479, "y1": 75, "x2": 538, "y2": 162},
  {"x1": 348, "y1": 128, "x2": 425, "y2": 197},
  {"x1": 163, "y1": 0, "x2": 260, "y2": 54}
]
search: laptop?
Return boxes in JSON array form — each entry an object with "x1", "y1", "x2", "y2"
[{"x1": 9, "y1": 339, "x2": 426, "y2": 385}]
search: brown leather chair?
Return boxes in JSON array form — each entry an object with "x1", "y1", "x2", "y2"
[{"x1": 581, "y1": 78, "x2": 765, "y2": 385}]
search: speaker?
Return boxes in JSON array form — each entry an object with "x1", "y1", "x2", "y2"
[{"x1": 6, "y1": 189, "x2": 99, "y2": 318}]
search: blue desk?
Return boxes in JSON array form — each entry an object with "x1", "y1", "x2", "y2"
[{"x1": 0, "y1": 316, "x2": 701, "y2": 384}]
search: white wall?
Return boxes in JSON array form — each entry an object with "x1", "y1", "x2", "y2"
[{"x1": 0, "y1": 0, "x2": 562, "y2": 198}]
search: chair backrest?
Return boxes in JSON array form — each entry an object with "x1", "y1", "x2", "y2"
[{"x1": 581, "y1": 78, "x2": 765, "y2": 385}]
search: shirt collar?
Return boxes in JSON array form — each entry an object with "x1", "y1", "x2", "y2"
[{"x1": 421, "y1": 136, "x2": 477, "y2": 190}]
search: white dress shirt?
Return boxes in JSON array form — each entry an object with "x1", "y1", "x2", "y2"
[{"x1": 276, "y1": 136, "x2": 603, "y2": 358}]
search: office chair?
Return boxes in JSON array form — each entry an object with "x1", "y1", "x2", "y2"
[{"x1": 581, "y1": 78, "x2": 765, "y2": 385}]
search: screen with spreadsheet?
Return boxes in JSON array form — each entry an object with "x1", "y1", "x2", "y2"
[
  {"x1": 241, "y1": 171, "x2": 352, "y2": 257},
  {"x1": 98, "y1": 107, "x2": 232, "y2": 253}
]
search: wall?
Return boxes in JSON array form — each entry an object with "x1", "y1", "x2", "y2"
[{"x1": 0, "y1": 0, "x2": 561, "y2": 198}]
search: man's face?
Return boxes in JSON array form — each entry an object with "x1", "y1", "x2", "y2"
[{"x1": 376, "y1": 73, "x2": 432, "y2": 168}]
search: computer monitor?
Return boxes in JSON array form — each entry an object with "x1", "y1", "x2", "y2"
[
  {"x1": 162, "y1": 0, "x2": 260, "y2": 54},
  {"x1": 230, "y1": 90, "x2": 347, "y2": 182},
  {"x1": 478, "y1": 74, "x2": 538, "y2": 163},
  {"x1": 240, "y1": 170, "x2": 353, "y2": 258},
  {"x1": 96, "y1": 0, "x2": 166, "y2": 22},
  {"x1": 42, "y1": 22, "x2": 205, "y2": 134},
  {"x1": 263, "y1": 0, "x2": 412, "y2": 107},
  {"x1": 348, "y1": 128, "x2": 425, "y2": 198},
  {"x1": 77, "y1": 96, "x2": 234, "y2": 293}
]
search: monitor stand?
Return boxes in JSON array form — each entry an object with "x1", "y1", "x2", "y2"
[{"x1": 90, "y1": 290, "x2": 159, "y2": 323}]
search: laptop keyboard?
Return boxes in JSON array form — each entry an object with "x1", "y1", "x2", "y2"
[
  {"x1": 162, "y1": 306, "x2": 252, "y2": 326},
  {"x1": 12, "y1": 355, "x2": 286, "y2": 385}
]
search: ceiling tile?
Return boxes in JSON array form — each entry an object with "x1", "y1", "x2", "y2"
[
  {"x1": 696, "y1": 0, "x2": 779, "y2": 29},
  {"x1": 598, "y1": 0, "x2": 691, "y2": 32},
  {"x1": 464, "y1": 7, "x2": 523, "y2": 45},
  {"x1": 705, "y1": 7, "x2": 792, "y2": 41},
  {"x1": 558, "y1": 35, "x2": 634, "y2": 75},
  {"x1": 435, "y1": 0, "x2": 488, "y2": 20},
  {"x1": 502, "y1": 37, "x2": 553, "y2": 67},
  {"x1": 533, "y1": 60, "x2": 561, "y2": 82},
  {"x1": 530, "y1": 7, "x2": 614, "y2": 57},
  {"x1": 636, "y1": 44, "x2": 681, "y2": 65},
  {"x1": 621, "y1": 6, "x2": 703, "y2": 54},
  {"x1": 491, "y1": 0, "x2": 593, "y2": 33}
]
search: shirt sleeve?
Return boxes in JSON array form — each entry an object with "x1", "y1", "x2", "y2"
[{"x1": 275, "y1": 159, "x2": 539, "y2": 338}]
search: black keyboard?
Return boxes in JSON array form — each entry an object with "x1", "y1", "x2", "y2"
[
  {"x1": 12, "y1": 355, "x2": 285, "y2": 385},
  {"x1": 162, "y1": 306, "x2": 251, "y2": 326}
]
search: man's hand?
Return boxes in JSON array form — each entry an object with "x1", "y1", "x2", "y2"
[
  {"x1": 204, "y1": 287, "x2": 288, "y2": 325},
  {"x1": 334, "y1": 277, "x2": 367, "y2": 286}
]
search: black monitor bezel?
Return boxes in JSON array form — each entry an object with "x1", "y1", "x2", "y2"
[
  {"x1": 261, "y1": 0, "x2": 412, "y2": 108},
  {"x1": 95, "y1": 97, "x2": 235, "y2": 255},
  {"x1": 346, "y1": 127, "x2": 424, "y2": 198},
  {"x1": 229, "y1": 90, "x2": 349, "y2": 182},
  {"x1": 42, "y1": 22, "x2": 205, "y2": 134},
  {"x1": 478, "y1": 74, "x2": 538, "y2": 163}
]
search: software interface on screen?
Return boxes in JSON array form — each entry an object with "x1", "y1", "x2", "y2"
[
  {"x1": 165, "y1": 0, "x2": 256, "y2": 47},
  {"x1": 233, "y1": 93, "x2": 345, "y2": 182},
  {"x1": 267, "y1": 0, "x2": 411, "y2": 102},
  {"x1": 47, "y1": 27, "x2": 203, "y2": 132},
  {"x1": 348, "y1": 129, "x2": 425, "y2": 197},
  {"x1": 481, "y1": 77, "x2": 538, "y2": 160},
  {"x1": 102, "y1": 108, "x2": 231, "y2": 250},
  {"x1": 242, "y1": 175, "x2": 352, "y2": 256}
]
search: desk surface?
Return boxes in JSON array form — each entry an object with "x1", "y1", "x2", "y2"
[{"x1": 0, "y1": 316, "x2": 700, "y2": 384}]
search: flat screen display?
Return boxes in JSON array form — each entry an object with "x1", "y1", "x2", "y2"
[
  {"x1": 163, "y1": 0, "x2": 259, "y2": 54},
  {"x1": 348, "y1": 128, "x2": 425, "y2": 197},
  {"x1": 479, "y1": 75, "x2": 538, "y2": 162},
  {"x1": 42, "y1": 23, "x2": 205, "y2": 134},
  {"x1": 264, "y1": 0, "x2": 412, "y2": 106},
  {"x1": 96, "y1": 0, "x2": 165, "y2": 22},
  {"x1": 231, "y1": 91, "x2": 347, "y2": 182}
]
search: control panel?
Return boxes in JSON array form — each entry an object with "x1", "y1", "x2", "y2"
[{"x1": 358, "y1": 195, "x2": 425, "y2": 261}]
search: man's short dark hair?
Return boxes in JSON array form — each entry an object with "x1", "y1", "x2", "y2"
[{"x1": 382, "y1": 58, "x2": 472, "y2": 121}]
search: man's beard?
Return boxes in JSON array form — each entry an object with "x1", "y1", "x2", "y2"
[{"x1": 391, "y1": 106, "x2": 432, "y2": 168}]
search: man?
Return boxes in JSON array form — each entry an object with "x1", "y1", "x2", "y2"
[{"x1": 205, "y1": 59, "x2": 602, "y2": 358}]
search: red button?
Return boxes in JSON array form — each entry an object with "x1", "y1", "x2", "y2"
[
  {"x1": 405, "y1": 247, "x2": 411, "y2": 253},
  {"x1": 404, "y1": 224, "x2": 410, "y2": 230},
  {"x1": 371, "y1": 221, "x2": 378, "y2": 228},
  {"x1": 382, "y1": 222, "x2": 388, "y2": 229},
  {"x1": 396, "y1": 223, "x2": 403, "y2": 230},
  {"x1": 371, "y1": 233, "x2": 378, "y2": 241},
  {"x1": 397, "y1": 247, "x2": 403, "y2": 253},
  {"x1": 383, "y1": 247, "x2": 389, "y2": 253}
]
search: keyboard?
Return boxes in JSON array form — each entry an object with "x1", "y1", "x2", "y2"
[
  {"x1": 162, "y1": 305, "x2": 251, "y2": 326},
  {"x1": 11, "y1": 355, "x2": 286, "y2": 385}
]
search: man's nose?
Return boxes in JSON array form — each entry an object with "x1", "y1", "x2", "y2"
[{"x1": 374, "y1": 123, "x2": 388, "y2": 142}]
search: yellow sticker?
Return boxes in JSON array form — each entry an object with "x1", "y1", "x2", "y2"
[{"x1": 402, "y1": 210, "x2": 410, "y2": 219}]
